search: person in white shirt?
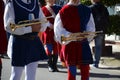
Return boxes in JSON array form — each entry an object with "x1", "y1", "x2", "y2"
[{"x1": 4, "y1": 0, "x2": 50, "y2": 80}]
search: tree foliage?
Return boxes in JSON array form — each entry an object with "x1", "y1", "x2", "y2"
[
  {"x1": 102, "y1": 0, "x2": 120, "y2": 6},
  {"x1": 81, "y1": 0, "x2": 120, "y2": 6},
  {"x1": 39, "y1": 0, "x2": 120, "y2": 6},
  {"x1": 107, "y1": 15, "x2": 120, "y2": 35}
]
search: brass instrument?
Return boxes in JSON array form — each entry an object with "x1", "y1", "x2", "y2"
[
  {"x1": 10, "y1": 16, "x2": 53, "y2": 31},
  {"x1": 61, "y1": 31, "x2": 103, "y2": 42}
]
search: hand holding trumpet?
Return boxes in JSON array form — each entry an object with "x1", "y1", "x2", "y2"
[{"x1": 31, "y1": 23, "x2": 41, "y2": 32}]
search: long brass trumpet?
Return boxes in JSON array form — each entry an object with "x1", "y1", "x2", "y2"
[
  {"x1": 10, "y1": 16, "x2": 53, "y2": 31},
  {"x1": 61, "y1": 31, "x2": 103, "y2": 42}
]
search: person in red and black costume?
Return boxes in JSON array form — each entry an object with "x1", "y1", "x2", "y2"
[
  {"x1": 41, "y1": 0, "x2": 61, "y2": 72},
  {"x1": 0, "y1": 0, "x2": 8, "y2": 79},
  {"x1": 54, "y1": 0, "x2": 95, "y2": 80}
]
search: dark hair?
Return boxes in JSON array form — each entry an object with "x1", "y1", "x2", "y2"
[{"x1": 39, "y1": 0, "x2": 46, "y2": 7}]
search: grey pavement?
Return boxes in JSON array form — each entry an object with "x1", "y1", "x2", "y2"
[{"x1": 1, "y1": 58, "x2": 120, "y2": 80}]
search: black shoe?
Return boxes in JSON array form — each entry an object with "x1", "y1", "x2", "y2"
[
  {"x1": 48, "y1": 66, "x2": 54, "y2": 72},
  {"x1": 53, "y1": 66, "x2": 59, "y2": 72},
  {"x1": 93, "y1": 64, "x2": 99, "y2": 68},
  {"x1": 0, "y1": 54, "x2": 9, "y2": 59},
  {"x1": 53, "y1": 68, "x2": 59, "y2": 72}
]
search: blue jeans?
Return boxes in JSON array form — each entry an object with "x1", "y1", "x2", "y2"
[{"x1": 94, "y1": 34, "x2": 105, "y2": 65}]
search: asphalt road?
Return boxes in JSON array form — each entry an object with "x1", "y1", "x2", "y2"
[{"x1": 1, "y1": 58, "x2": 120, "y2": 80}]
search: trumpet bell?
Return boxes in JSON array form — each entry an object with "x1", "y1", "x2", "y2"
[{"x1": 10, "y1": 23, "x2": 16, "y2": 31}]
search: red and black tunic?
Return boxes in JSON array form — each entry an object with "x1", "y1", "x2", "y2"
[{"x1": 59, "y1": 4, "x2": 93, "y2": 66}]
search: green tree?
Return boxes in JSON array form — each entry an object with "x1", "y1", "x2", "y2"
[{"x1": 81, "y1": 0, "x2": 120, "y2": 6}]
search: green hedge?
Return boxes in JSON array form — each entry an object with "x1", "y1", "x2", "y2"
[{"x1": 107, "y1": 15, "x2": 120, "y2": 35}]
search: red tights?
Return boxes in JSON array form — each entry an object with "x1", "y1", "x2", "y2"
[{"x1": 67, "y1": 64, "x2": 90, "y2": 80}]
